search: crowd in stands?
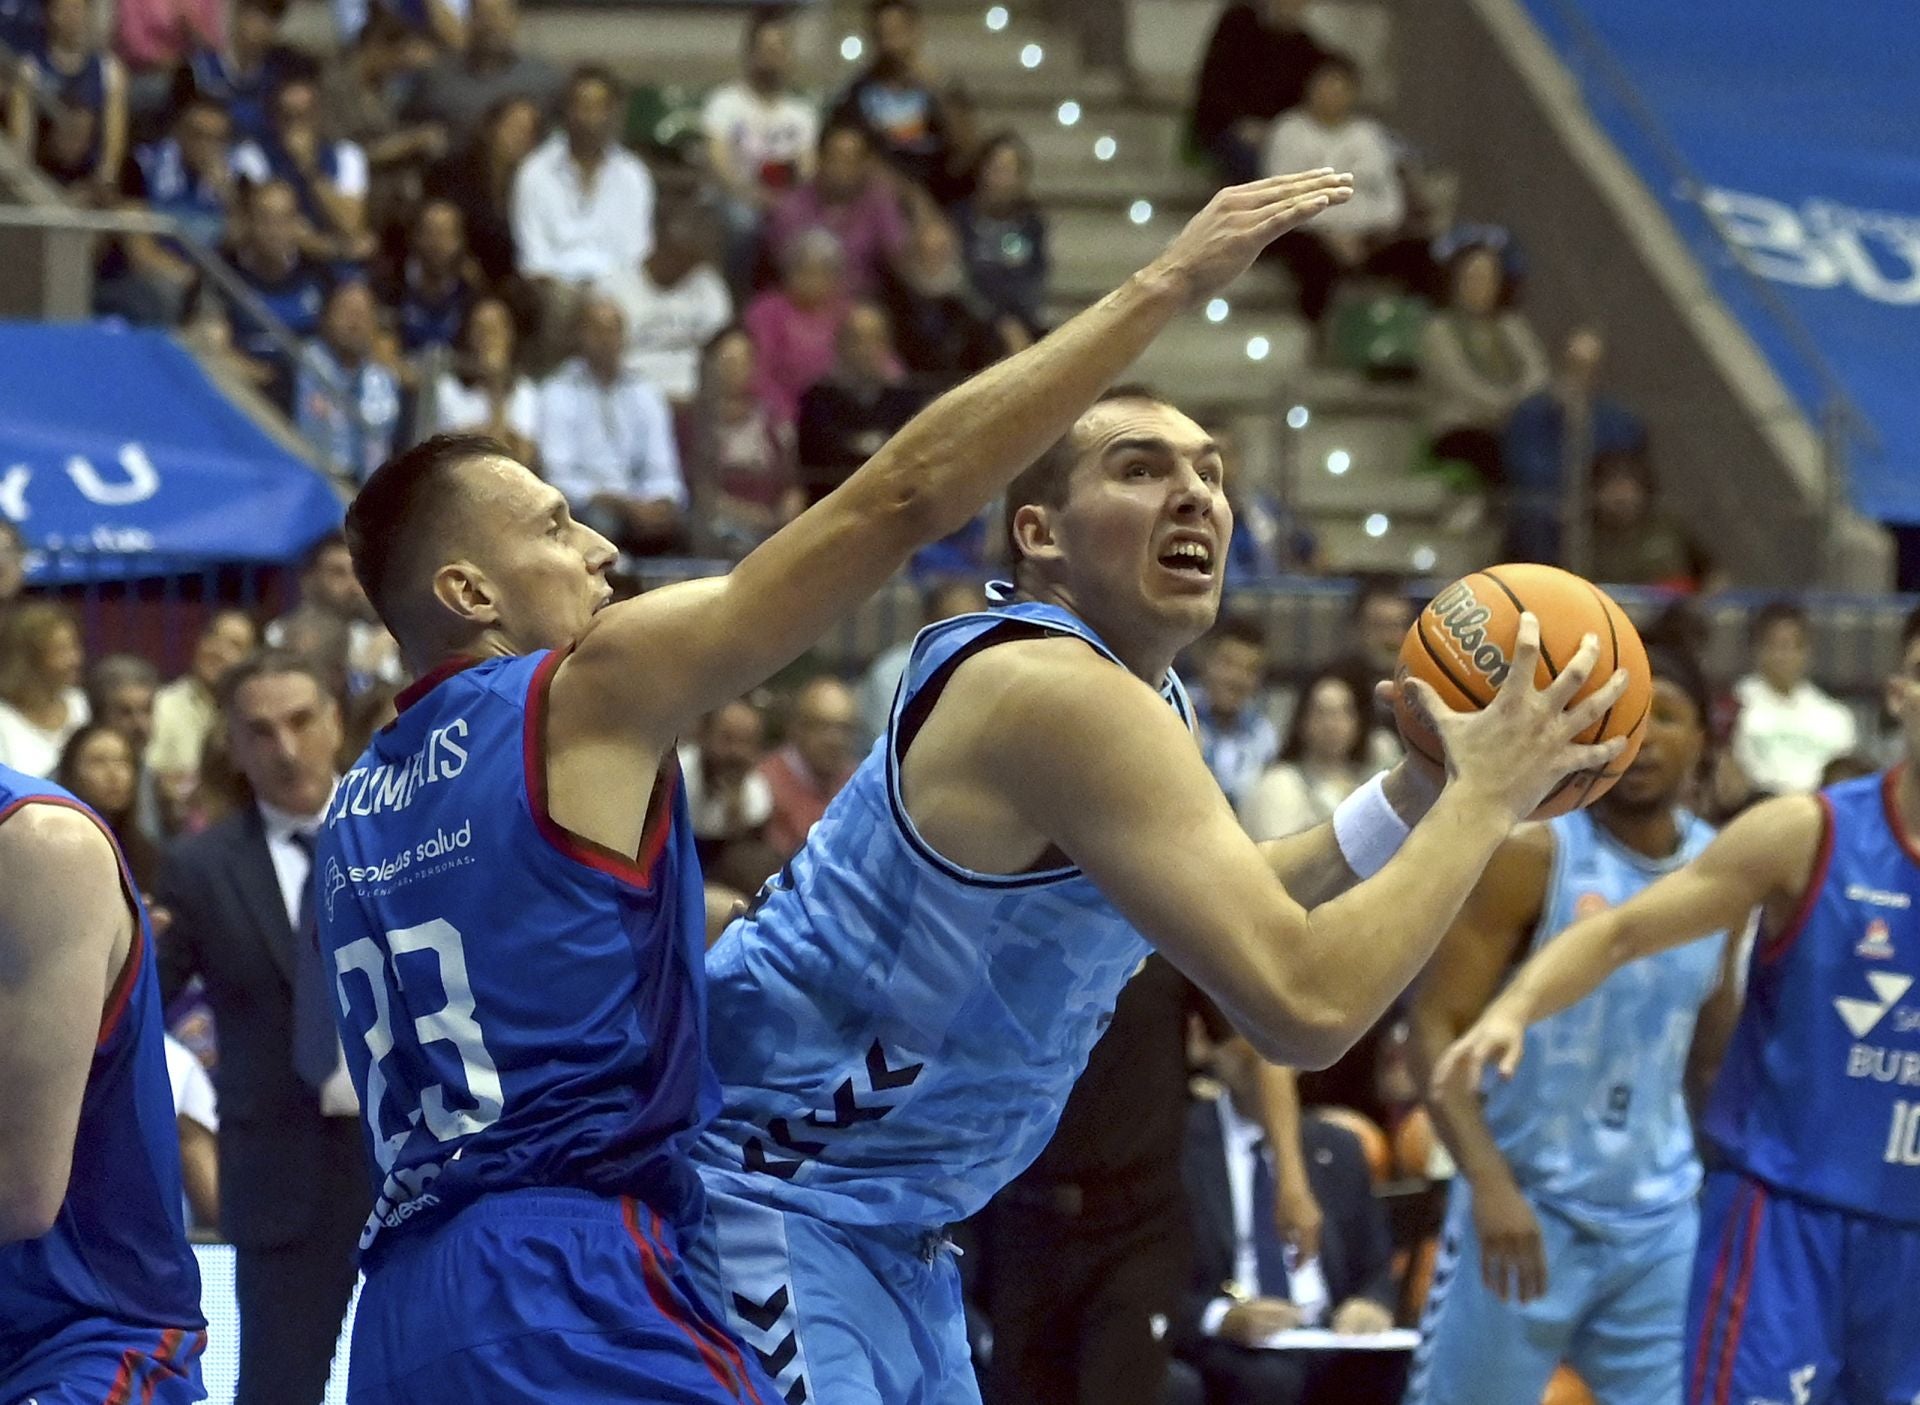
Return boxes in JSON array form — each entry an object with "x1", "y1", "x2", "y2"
[
  {"x1": 1189, "y1": 0, "x2": 1714, "y2": 586},
  {"x1": 2, "y1": 0, "x2": 1047, "y2": 577}
]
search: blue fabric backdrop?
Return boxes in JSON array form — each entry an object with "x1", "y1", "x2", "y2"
[
  {"x1": 1520, "y1": 0, "x2": 1920, "y2": 524},
  {"x1": 0, "y1": 324, "x2": 344, "y2": 580}
]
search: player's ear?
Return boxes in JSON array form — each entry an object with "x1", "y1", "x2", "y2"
[
  {"x1": 431, "y1": 560, "x2": 499, "y2": 629},
  {"x1": 1011, "y1": 502, "x2": 1063, "y2": 573}
]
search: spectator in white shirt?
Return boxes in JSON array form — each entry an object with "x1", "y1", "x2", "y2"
[
  {"x1": 597, "y1": 201, "x2": 733, "y2": 403},
  {"x1": 432, "y1": 294, "x2": 540, "y2": 462},
  {"x1": 537, "y1": 294, "x2": 688, "y2": 554},
  {"x1": 1261, "y1": 53, "x2": 1426, "y2": 323},
  {"x1": 512, "y1": 64, "x2": 655, "y2": 355},
  {"x1": 677, "y1": 697, "x2": 780, "y2": 897},
  {"x1": 703, "y1": 9, "x2": 818, "y2": 291},
  {"x1": 0, "y1": 603, "x2": 89, "y2": 779},
  {"x1": 1731, "y1": 602, "x2": 1858, "y2": 794}
]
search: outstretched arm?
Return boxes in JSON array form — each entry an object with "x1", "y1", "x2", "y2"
[
  {"x1": 0, "y1": 805, "x2": 134, "y2": 1242},
  {"x1": 555, "y1": 170, "x2": 1354, "y2": 752},
  {"x1": 1435, "y1": 793, "x2": 1821, "y2": 1094},
  {"x1": 1408, "y1": 828, "x2": 1554, "y2": 1301},
  {"x1": 977, "y1": 619, "x2": 1624, "y2": 1067}
]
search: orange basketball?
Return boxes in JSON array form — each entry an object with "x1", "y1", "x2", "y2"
[
  {"x1": 1391, "y1": 563, "x2": 1652, "y2": 819},
  {"x1": 1392, "y1": 1106, "x2": 1435, "y2": 1179},
  {"x1": 1314, "y1": 1106, "x2": 1392, "y2": 1183},
  {"x1": 1542, "y1": 1366, "x2": 1597, "y2": 1405}
]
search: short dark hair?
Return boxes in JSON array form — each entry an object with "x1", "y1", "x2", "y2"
[
  {"x1": 745, "y1": 6, "x2": 791, "y2": 47},
  {"x1": 566, "y1": 63, "x2": 621, "y2": 103},
  {"x1": 1903, "y1": 604, "x2": 1920, "y2": 652},
  {"x1": 1001, "y1": 384, "x2": 1172, "y2": 583},
  {"x1": 1749, "y1": 600, "x2": 1807, "y2": 647},
  {"x1": 1349, "y1": 572, "x2": 1406, "y2": 618},
  {"x1": 302, "y1": 529, "x2": 349, "y2": 575},
  {"x1": 818, "y1": 118, "x2": 869, "y2": 155},
  {"x1": 215, "y1": 647, "x2": 333, "y2": 713},
  {"x1": 345, "y1": 433, "x2": 511, "y2": 635},
  {"x1": 1306, "y1": 50, "x2": 1360, "y2": 86},
  {"x1": 1209, "y1": 614, "x2": 1266, "y2": 654},
  {"x1": 1279, "y1": 667, "x2": 1369, "y2": 764},
  {"x1": 1645, "y1": 644, "x2": 1711, "y2": 728},
  {"x1": 868, "y1": 0, "x2": 919, "y2": 24}
]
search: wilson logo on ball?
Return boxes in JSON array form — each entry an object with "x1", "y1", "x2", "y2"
[{"x1": 1429, "y1": 582, "x2": 1512, "y2": 687}]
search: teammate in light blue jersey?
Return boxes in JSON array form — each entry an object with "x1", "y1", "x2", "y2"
[
  {"x1": 1443, "y1": 609, "x2": 1920, "y2": 1405},
  {"x1": 1408, "y1": 651, "x2": 1737, "y2": 1405},
  {"x1": 686, "y1": 382, "x2": 1631, "y2": 1405},
  {"x1": 322, "y1": 168, "x2": 1360, "y2": 1403}
]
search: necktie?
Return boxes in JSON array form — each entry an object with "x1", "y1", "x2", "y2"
[
  {"x1": 288, "y1": 830, "x2": 339, "y2": 1093},
  {"x1": 1249, "y1": 1138, "x2": 1293, "y2": 1301}
]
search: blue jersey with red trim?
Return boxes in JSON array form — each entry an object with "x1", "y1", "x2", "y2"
[
  {"x1": 316, "y1": 651, "x2": 714, "y2": 1263},
  {"x1": 0, "y1": 766, "x2": 205, "y2": 1375},
  {"x1": 1704, "y1": 769, "x2": 1920, "y2": 1223}
]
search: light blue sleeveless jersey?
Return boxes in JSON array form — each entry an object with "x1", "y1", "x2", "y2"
[
  {"x1": 695, "y1": 588, "x2": 1192, "y2": 1229},
  {"x1": 1482, "y1": 808, "x2": 1725, "y2": 1220}
]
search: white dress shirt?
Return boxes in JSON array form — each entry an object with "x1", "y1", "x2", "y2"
[
  {"x1": 536, "y1": 359, "x2": 688, "y2": 511},
  {"x1": 511, "y1": 133, "x2": 656, "y2": 283},
  {"x1": 259, "y1": 789, "x2": 359, "y2": 1117},
  {"x1": 0, "y1": 688, "x2": 89, "y2": 778},
  {"x1": 1202, "y1": 1096, "x2": 1331, "y2": 1336}
]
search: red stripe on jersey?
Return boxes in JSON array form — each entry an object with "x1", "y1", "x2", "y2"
[
  {"x1": 1759, "y1": 794, "x2": 1835, "y2": 966},
  {"x1": 647, "y1": 1206, "x2": 766, "y2": 1405},
  {"x1": 621, "y1": 1196, "x2": 745, "y2": 1399},
  {"x1": 1689, "y1": 1180, "x2": 1750, "y2": 1405},
  {"x1": 1712, "y1": 1183, "x2": 1768, "y2": 1405},
  {"x1": 1881, "y1": 766, "x2": 1920, "y2": 869}
]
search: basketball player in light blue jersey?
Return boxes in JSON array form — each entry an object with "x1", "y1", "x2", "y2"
[
  {"x1": 686, "y1": 383, "x2": 1631, "y2": 1405},
  {"x1": 1443, "y1": 607, "x2": 1920, "y2": 1405},
  {"x1": 1406, "y1": 650, "x2": 1739, "y2": 1405},
  {"x1": 322, "y1": 169, "x2": 1360, "y2": 1404}
]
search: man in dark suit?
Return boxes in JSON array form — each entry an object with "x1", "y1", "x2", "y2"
[
  {"x1": 1175, "y1": 1035, "x2": 1403, "y2": 1405},
  {"x1": 157, "y1": 649, "x2": 369, "y2": 1405}
]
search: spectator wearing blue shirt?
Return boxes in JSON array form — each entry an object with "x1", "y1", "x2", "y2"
[
  {"x1": 295, "y1": 280, "x2": 402, "y2": 482},
  {"x1": 1188, "y1": 615, "x2": 1280, "y2": 815},
  {"x1": 381, "y1": 199, "x2": 481, "y2": 356},
  {"x1": 233, "y1": 72, "x2": 376, "y2": 266},
  {"x1": 8, "y1": 0, "x2": 126, "y2": 200},
  {"x1": 225, "y1": 178, "x2": 335, "y2": 407},
  {"x1": 183, "y1": 0, "x2": 301, "y2": 144},
  {"x1": 953, "y1": 131, "x2": 1049, "y2": 337},
  {"x1": 536, "y1": 294, "x2": 688, "y2": 555},
  {"x1": 98, "y1": 97, "x2": 238, "y2": 326},
  {"x1": 1500, "y1": 326, "x2": 1649, "y2": 566}
]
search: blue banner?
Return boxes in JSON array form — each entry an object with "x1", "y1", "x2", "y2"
[
  {"x1": 0, "y1": 323, "x2": 344, "y2": 580},
  {"x1": 1519, "y1": 0, "x2": 1920, "y2": 525}
]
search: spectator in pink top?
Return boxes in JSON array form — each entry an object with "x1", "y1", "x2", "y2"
[
  {"x1": 743, "y1": 226, "x2": 851, "y2": 424},
  {"x1": 765, "y1": 120, "x2": 908, "y2": 296},
  {"x1": 117, "y1": 0, "x2": 222, "y2": 122},
  {"x1": 756, "y1": 676, "x2": 859, "y2": 859}
]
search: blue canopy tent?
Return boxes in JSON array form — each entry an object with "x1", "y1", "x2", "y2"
[{"x1": 0, "y1": 323, "x2": 344, "y2": 583}]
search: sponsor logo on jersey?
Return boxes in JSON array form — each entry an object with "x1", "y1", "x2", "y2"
[
  {"x1": 1847, "y1": 882, "x2": 1912, "y2": 909},
  {"x1": 1858, "y1": 917, "x2": 1897, "y2": 960},
  {"x1": 328, "y1": 717, "x2": 470, "y2": 824},
  {"x1": 324, "y1": 858, "x2": 348, "y2": 921},
  {"x1": 1846, "y1": 1042, "x2": 1920, "y2": 1086},
  {"x1": 1834, "y1": 971, "x2": 1915, "y2": 1038},
  {"x1": 1427, "y1": 582, "x2": 1512, "y2": 689},
  {"x1": 336, "y1": 820, "x2": 478, "y2": 896}
]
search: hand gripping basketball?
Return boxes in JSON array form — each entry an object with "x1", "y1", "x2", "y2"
[{"x1": 1399, "y1": 613, "x2": 1630, "y2": 826}]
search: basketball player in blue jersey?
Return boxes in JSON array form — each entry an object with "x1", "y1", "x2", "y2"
[
  {"x1": 1442, "y1": 607, "x2": 1920, "y2": 1405},
  {"x1": 684, "y1": 383, "x2": 1631, "y2": 1405},
  {"x1": 0, "y1": 762, "x2": 206, "y2": 1403},
  {"x1": 316, "y1": 167, "x2": 1360, "y2": 1404},
  {"x1": 1405, "y1": 650, "x2": 1740, "y2": 1405}
]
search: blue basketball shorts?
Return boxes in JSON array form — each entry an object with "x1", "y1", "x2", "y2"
[
  {"x1": 1687, "y1": 1169, "x2": 1920, "y2": 1405},
  {"x1": 682, "y1": 1185, "x2": 978, "y2": 1405},
  {"x1": 1407, "y1": 1178, "x2": 1695, "y2": 1405},
  {"x1": 343, "y1": 1188, "x2": 780, "y2": 1405},
  {"x1": 2, "y1": 1320, "x2": 206, "y2": 1405}
]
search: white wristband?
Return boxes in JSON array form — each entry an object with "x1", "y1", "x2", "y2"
[{"x1": 1333, "y1": 772, "x2": 1411, "y2": 879}]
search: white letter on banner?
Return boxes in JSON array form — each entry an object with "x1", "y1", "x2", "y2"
[
  {"x1": 1824, "y1": 224, "x2": 1920, "y2": 307},
  {"x1": 67, "y1": 443, "x2": 160, "y2": 506},
  {"x1": 1704, "y1": 187, "x2": 1841, "y2": 289},
  {"x1": 0, "y1": 465, "x2": 29, "y2": 520}
]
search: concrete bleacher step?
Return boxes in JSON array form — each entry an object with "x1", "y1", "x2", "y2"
[
  {"x1": 1128, "y1": 313, "x2": 1313, "y2": 405},
  {"x1": 1285, "y1": 413, "x2": 1435, "y2": 514},
  {"x1": 1309, "y1": 515, "x2": 1493, "y2": 578},
  {"x1": 1047, "y1": 206, "x2": 1299, "y2": 312}
]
